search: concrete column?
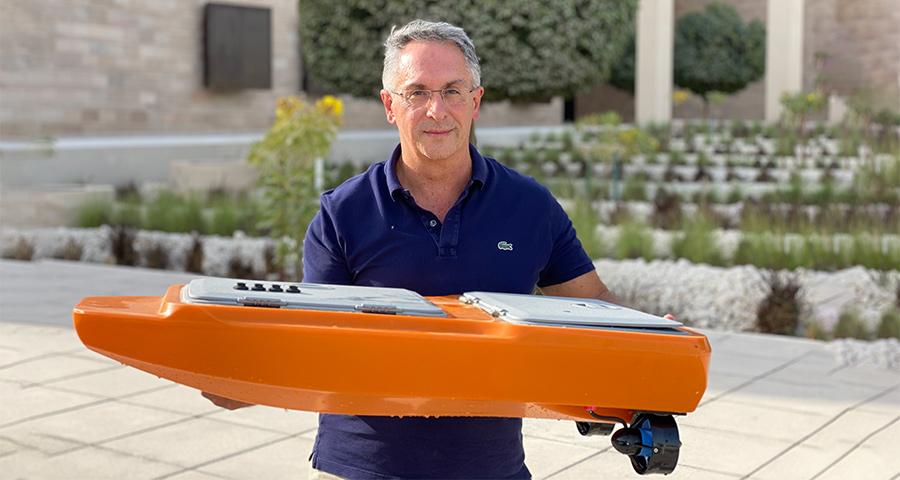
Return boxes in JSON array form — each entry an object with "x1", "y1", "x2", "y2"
[
  {"x1": 635, "y1": 0, "x2": 674, "y2": 125},
  {"x1": 764, "y1": 0, "x2": 805, "y2": 123}
]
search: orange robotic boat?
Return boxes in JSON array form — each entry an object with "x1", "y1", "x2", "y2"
[{"x1": 74, "y1": 277, "x2": 710, "y2": 475}]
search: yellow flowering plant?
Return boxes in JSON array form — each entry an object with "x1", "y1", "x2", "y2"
[{"x1": 247, "y1": 95, "x2": 344, "y2": 277}]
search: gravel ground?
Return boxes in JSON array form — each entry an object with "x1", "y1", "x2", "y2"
[{"x1": 3, "y1": 227, "x2": 898, "y2": 370}]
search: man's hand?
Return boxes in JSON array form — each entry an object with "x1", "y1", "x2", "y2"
[{"x1": 201, "y1": 391, "x2": 255, "y2": 410}]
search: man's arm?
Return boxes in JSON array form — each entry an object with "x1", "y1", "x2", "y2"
[{"x1": 538, "y1": 270, "x2": 622, "y2": 306}]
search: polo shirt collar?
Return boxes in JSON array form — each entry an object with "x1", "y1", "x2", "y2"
[{"x1": 386, "y1": 143, "x2": 487, "y2": 202}]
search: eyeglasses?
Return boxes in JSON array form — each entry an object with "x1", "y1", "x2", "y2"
[{"x1": 390, "y1": 87, "x2": 477, "y2": 108}]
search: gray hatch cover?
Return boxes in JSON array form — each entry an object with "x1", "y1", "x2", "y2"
[
  {"x1": 181, "y1": 277, "x2": 446, "y2": 317},
  {"x1": 460, "y1": 291, "x2": 682, "y2": 328}
]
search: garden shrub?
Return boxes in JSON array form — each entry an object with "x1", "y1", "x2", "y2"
[
  {"x1": 185, "y1": 234, "x2": 204, "y2": 274},
  {"x1": 876, "y1": 309, "x2": 900, "y2": 339},
  {"x1": 756, "y1": 271, "x2": 803, "y2": 335},
  {"x1": 77, "y1": 197, "x2": 114, "y2": 228},
  {"x1": 247, "y1": 95, "x2": 343, "y2": 271},
  {"x1": 671, "y1": 214, "x2": 724, "y2": 266},
  {"x1": 803, "y1": 320, "x2": 830, "y2": 341},
  {"x1": 227, "y1": 249, "x2": 256, "y2": 280},
  {"x1": 651, "y1": 188, "x2": 683, "y2": 230},
  {"x1": 143, "y1": 240, "x2": 170, "y2": 270},
  {"x1": 299, "y1": 1, "x2": 637, "y2": 103},
  {"x1": 53, "y1": 238, "x2": 83, "y2": 261},
  {"x1": 113, "y1": 202, "x2": 143, "y2": 229},
  {"x1": 615, "y1": 220, "x2": 655, "y2": 261},
  {"x1": 570, "y1": 196, "x2": 605, "y2": 260},
  {"x1": 734, "y1": 234, "x2": 785, "y2": 270},
  {"x1": 209, "y1": 197, "x2": 240, "y2": 237},
  {"x1": 3, "y1": 237, "x2": 36, "y2": 261},
  {"x1": 622, "y1": 176, "x2": 648, "y2": 202},
  {"x1": 109, "y1": 226, "x2": 137, "y2": 266},
  {"x1": 832, "y1": 309, "x2": 872, "y2": 340}
]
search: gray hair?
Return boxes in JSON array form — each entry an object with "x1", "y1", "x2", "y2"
[{"x1": 382, "y1": 20, "x2": 481, "y2": 92}]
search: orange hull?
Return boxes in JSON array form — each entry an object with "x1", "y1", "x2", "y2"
[{"x1": 73, "y1": 282, "x2": 710, "y2": 423}]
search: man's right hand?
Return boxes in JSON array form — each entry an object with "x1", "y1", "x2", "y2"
[{"x1": 202, "y1": 391, "x2": 255, "y2": 410}]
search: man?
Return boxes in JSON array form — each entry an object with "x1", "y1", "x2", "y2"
[{"x1": 299, "y1": 19, "x2": 620, "y2": 479}]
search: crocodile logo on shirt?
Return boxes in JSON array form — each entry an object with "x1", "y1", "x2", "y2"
[{"x1": 497, "y1": 241, "x2": 513, "y2": 251}]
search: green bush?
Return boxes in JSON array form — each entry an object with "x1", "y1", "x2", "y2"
[
  {"x1": 673, "y1": 3, "x2": 765, "y2": 118},
  {"x1": 832, "y1": 309, "x2": 872, "y2": 340},
  {"x1": 77, "y1": 197, "x2": 114, "y2": 228},
  {"x1": 622, "y1": 176, "x2": 648, "y2": 202},
  {"x1": 299, "y1": 1, "x2": 638, "y2": 102},
  {"x1": 733, "y1": 233, "x2": 786, "y2": 270},
  {"x1": 876, "y1": 309, "x2": 900, "y2": 339},
  {"x1": 671, "y1": 215, "x2": 724, "y2": 266},
  {"x1": 247, "y1": 96, "x2": 343, "y2": 269},
  {"x1": 113, "y1": 202, "x2": 143, "y2": 228},
  {"x1": 570, "y1": 196, "x2": 605, "y2": 260},
  {"x1": 615, "y1": 220, "x2": 655, "y2": 261}
]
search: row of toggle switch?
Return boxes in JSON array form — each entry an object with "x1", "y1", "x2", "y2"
[{"x1": 233, "y1": 282, "x2": 301, "y2": 293}]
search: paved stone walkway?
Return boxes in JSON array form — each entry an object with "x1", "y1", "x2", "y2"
[{"x1": 1, "y1": 259, "x2": 898, "y2": 479}]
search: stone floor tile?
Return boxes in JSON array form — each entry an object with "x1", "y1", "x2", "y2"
[
  {"x1": 707, "y1": 332, "x2": 824, "y2": 361},
  {"x1": 0, "y1": 444, "x2": 182, "y2": 480},
  {"x1": 523, "y1": 417, "x2": 614, "y2": 449},
  {"x1": 195, "y1": 435, "x2": 314, "y2": 480},
  {"x1": 701, "y1": 371, "x2": 755, "y2": 404},
  {"x1": 857, "y1": 385, "x2": 900, "y2": 416},
  {"x1": 826, "y1": 363, "x2": 900, "y2": 389},
  {"x1": 733, "y1": 376, "x2": 890, "y2": 416},
  {"x1": 675, "y1": 425, "x2": 793, "y2": 476},
  {"x1": 814, "y1": 419, "x2": 900, "y2": 480},
  {"x1": 524, "y1": 436, "x2": 609, "y2": 480},
  {"x1": 1, "y1": 400, "x2": 186, "y2": 454},
  {"x1": 0, "y1": 383, "x2": 99, "y2": 426},
  {"x1": 102, "y1": 416, "x2": 285, "y2": 468},
  {"x1": 684, "y1": 397, "x2": 828, "y2": 442},
  {"x1": 206, "y1": 404, "x2": 319, "y2": 435},
  {"x1": 163, "y1": 470, "x2": 233, "y2": 479},
  {"x1": 706, "y1": 349, "x2": 792, "y2": 378},
  {"x1": 748, "y1": 410, "x2": 897, "y2": 479},
  {"x1": 0, "y1": 353, "x2": 115, "y2": 386},
  {"x1": 50, "y1": 363, "x2": 174, "y2": 397},
  {"x1": 0, "y1": 322, "x2": 81, "y2": 353},
  {"x1": 122, "y1": 383, "x2": 222, "y2": 416}
]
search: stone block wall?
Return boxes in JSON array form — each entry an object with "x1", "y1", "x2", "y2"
[
  {"x1": 0, "y1": 0, "x2": 301, "y2": 138},
  {"x1": 0, "y1": 1, "x2": 563, "y2": 140}
]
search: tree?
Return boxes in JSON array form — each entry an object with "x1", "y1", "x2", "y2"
[
  {"x1": 673, "y1": 3, "x2": 765, "y2": 119},
  {"x1": 607, "y1": 31, "x2": 636, "y2": 95},
  {"x1": 298, "y1": 1, "x2": 638, "y2": 103}
]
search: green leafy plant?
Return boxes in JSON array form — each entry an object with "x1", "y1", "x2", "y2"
[
  {"x1": 672, "y1": 3, "x2": 765, "y2": 119},
  {"x1": 77, "y1": 197, "x2": 114, "y2": 228},
  {"x1": 615, "y1": 220, "x2": 655, "y2": 261},
  {"x1": 299, "y1": 1, "x2": 638, "y2": 103},
  {"x1": 569, "y1": 196, "x2": 605, "y2": 260},
  {"x1": 247, "y1": 96, "x2": 343, "y2": 273},
  {"x1": 671, "y1": 214, "x2": 724, "y2": 266},
  {"x1": 832, "y1": 308, "x2": 871, "y2": 340},
  {"x1": 876, "y1": 309, "x2": 900, "y2": 339},
  {"x1": 756, "y1": 271, "x2": 803, "y2": 335}
]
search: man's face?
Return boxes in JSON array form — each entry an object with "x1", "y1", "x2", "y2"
[{"x1": 381, "y1": 41, "x2": 484, "y2": 163}]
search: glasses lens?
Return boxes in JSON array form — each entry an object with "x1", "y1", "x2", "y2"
[
  {"x1": 442, "y1": 89, "x2": 465, "y2": 105},
  {"x1": 402, "y1": 89, "x2": 469, "y2": 107}
]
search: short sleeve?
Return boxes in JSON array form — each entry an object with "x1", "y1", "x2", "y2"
[
  {"x1": 302, "y1": 197, "x2": 353, "y2": 285},
  {"x1": 535, "y1": 196, "x2": 595, "y2": 288}
]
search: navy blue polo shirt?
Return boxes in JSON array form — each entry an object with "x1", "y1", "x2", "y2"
[{"x1": 303, "y1": 144, "x2": 595, "y2": 479}]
